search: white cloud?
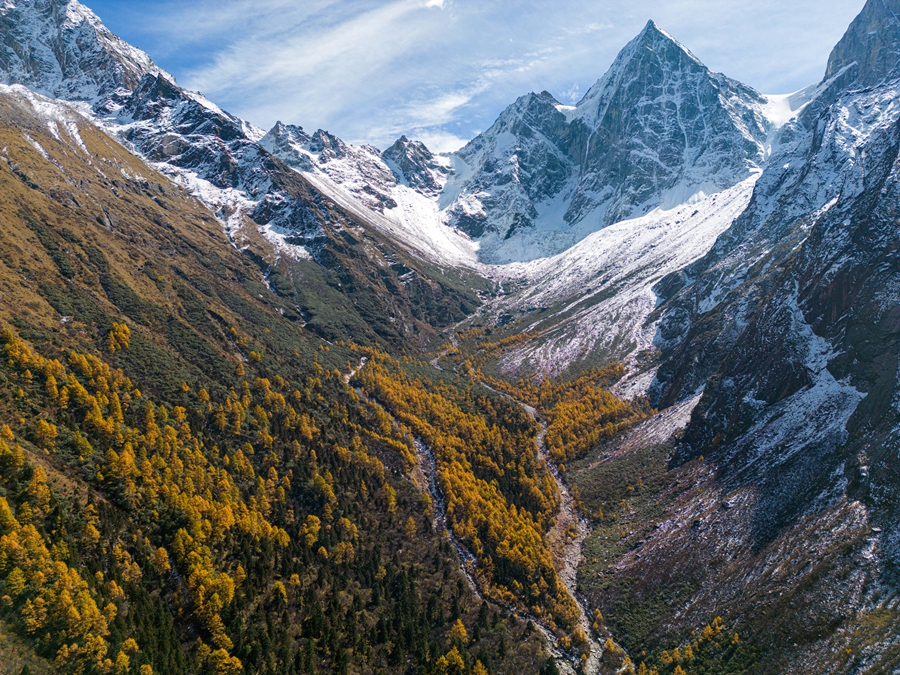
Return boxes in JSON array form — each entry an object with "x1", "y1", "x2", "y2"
[
  {"x1": 403, "y1": 86, "x2": 489, "y2": 127},
  {"x1": 186, "y1": 1, "x2": 430, "y2": 96},
  {"x1": 404, "y1": 130, "x2": 468, "y2": 153}
]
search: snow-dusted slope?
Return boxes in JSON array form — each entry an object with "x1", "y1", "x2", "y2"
[
  {"x1": 486, "y1": 174, "x2": 759, "y2": 378},
  {"x1": 641, "y1": 0, "x2": 900, "y2": 608},
  {"x1": 0, "y1": 0, "x2": 168, "y2": 102},
  {"x1": 259, "y1": 122, "x2": 478, "y2": 266},
  {"x1": 0, "y1": 81, "x2": 105, "y2": 159}
]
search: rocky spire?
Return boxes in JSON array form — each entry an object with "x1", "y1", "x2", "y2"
[
  {"x1": 824, "y1": 0, "x2": 900, "y2": 89},
  {"x1": 573, "y1": 20, "x2": 706, "y2": 118},
  {"x1": 564, "y1": 19, "x2": 770, "y2": 229},
  {"x1": 382, "y1": 136, "x2": 449, "y2": 197}
]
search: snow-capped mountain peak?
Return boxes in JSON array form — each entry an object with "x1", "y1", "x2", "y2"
[
  {"x1": 572, "y1": 19, "x2": 706, "y2": 121},
  {"x1": 438, "y1": 21, "x2": 773, "y2": 263},
  {"x1": 0, "y1": 0, "x2": 169, "y2": 102},
  {"x1": 0, "y1": 0, "x2": 788, "y2": 270}
]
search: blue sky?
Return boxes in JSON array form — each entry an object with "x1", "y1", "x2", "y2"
[{"x1": 87, "y1": 0, "x2": 866, "y2": 151}]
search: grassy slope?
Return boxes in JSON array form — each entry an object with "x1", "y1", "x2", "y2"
[{"x1": 0, "y1": 90, "x2": 549, "y2": 675}]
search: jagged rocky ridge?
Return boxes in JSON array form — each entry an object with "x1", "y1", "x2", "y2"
[
  {"x1": 439, "y1": 21, "x2": 775, "y2": 262},
  {"x1": 571, "y1": 0, "x2": 900, "y2": 668},
  {"x1": 0, "y1": 1, "x2": 787, "y2": 274},
  {"x1": 0, "y1": 0, "x2": 167, "y2": 100}
]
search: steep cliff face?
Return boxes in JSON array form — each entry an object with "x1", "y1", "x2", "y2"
[
  {"x1": 0, "y1": 0, "x2": 166, "y2": 101},
  {"x1": 441, "y1": 21, "x2": 774, "y2": 262},
  {"x1": 824, "y1": 0, "x2": 900, "y2": 90},
  {"x1": 257, "y1": 123, "x2": 474, "y2": 267},
  {"x1": 654, "y1": 0, "x2": 900, "y2": 463},
  {"x1": 655, "y1": 68, "x2": 900, "y2": 547}
]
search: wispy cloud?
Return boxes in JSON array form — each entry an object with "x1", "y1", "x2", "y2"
[
  {"x1": 168, "y1": 0, "x2": 463, "y2": 142},
  {"x1": 188, "y1": 2, "x2": 431, "y2": 91},
  {"x1": 558, "y1": 84, "x2": 583, "y2": 104},
  {"x1": 402, "y1": 86, "x2": 489, "y2": 128},
  {"x1": 92, "y1": 0, "x2": 868, "y2": 151}
]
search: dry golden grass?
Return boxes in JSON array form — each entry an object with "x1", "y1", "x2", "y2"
[
  {"x1": 0, "y1": 89, "x2": 266, "y2": 345},
  {"x1": 0, "y1": 618, "x2": 52, "y2": 675}
]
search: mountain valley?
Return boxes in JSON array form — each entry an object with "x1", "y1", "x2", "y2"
[{"x1": 0, "y1": 0, "x2": 897, "y2": 674}]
